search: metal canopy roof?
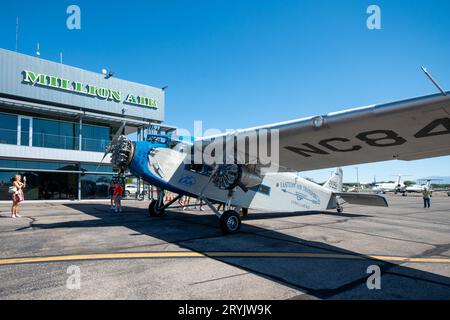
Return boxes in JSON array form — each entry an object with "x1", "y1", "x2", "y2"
[{"x1": 0, "y1": 96, "x2": 151, "y2": 127}]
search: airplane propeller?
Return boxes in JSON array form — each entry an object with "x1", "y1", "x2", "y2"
[{"x1": 96, "y1": 121, "x2": 127, "y2": 170}]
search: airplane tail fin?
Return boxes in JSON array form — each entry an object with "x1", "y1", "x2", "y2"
[{"x1": 324, "y1": 168, "x2": 343, "y2": 192}]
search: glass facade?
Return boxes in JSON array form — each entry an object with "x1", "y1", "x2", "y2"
[
  {"x1": 0, "y1": 159, "x2": 84, "y2": 171},
  {"x1": 20, "y1": 117, "x2": 31, "y2": 146},
  {"x1": 0, "y1": 112, "x2": 111, "y2": 152},
  {"x1": 0, "y1": 170, "x2": 77, "y2": 200},
  {"x1": 33, "y1": 118, "x2": 79, "y2": 150},
  {"x1": 80, "y1": 174, "x2": 113, "y2": 199},
  {"x1": 82, "y1": 124, "x2": 110, "y2": 152},
  {"x1": 0, "y1": 111, "x2": 120, "y2": 201},
  {"x1": 0, "y1": 113, "x2": 18, "y2": 145},
  {"x1": 0, "y1": 160, "x2": 114, "y2": 201}
]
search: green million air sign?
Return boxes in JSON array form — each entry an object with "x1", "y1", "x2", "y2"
[{"x1": 22, "y1": 70, "x2": 158, "y2": 109}]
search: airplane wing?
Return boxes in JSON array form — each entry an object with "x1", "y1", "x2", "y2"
[
  {"x1": 195, "y1": 92, "x2": 450, "y2": 172},
  {"x1": 334, "y1": 193, "x2": 388, "y2": 207}
]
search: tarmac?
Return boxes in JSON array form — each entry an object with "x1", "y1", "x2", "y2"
[{"x1": 0, "y1": 195, "x2": 449, "y2": 300}]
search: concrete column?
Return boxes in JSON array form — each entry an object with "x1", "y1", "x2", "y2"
[
  {"x1": 78, "y1": 173, "x2": 82, "y2": 201},
  {"x1": 79, "y1": 116, "x2": 83, "y2": 151}
]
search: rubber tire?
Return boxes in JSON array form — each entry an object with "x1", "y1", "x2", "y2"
[
  {"x1": 148, "y1": 200, "x2": 165, "y2": 217},
  {"x1": 241, "y1": 208, "x2": 249, "y2": 217},
  {"x1": 219, "y1": 210, "x2": 241, "y2": 234},
  {"x1": 337, "y1": 207, "x2": 343, "y2": 214}
]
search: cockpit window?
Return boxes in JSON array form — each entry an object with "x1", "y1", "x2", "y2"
[{"x1": 147, "y1": 135, "x2": 169, "y2": 145}]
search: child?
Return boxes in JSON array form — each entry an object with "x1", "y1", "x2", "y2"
[{"x1": 113, "y1": 182, "x2": 124, "y2": 213}]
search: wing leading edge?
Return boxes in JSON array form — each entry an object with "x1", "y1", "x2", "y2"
[{"x1": 196, "y1": 92, "x2": 450, "y2": 172}]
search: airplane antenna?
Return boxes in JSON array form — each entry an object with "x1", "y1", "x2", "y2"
[{"x1": 421, "y1": 66, "x2": 447, "y2": 96}]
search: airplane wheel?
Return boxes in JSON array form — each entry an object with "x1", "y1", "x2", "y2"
[
  {"x1": 219, "y1": 210, "x2": 241, "y2": 234},
  {"x1": 337, "y1": 207, "x2": 343, "y2": 214},
  {"x1": 241, "y1": 208, "x2": 248, "y2": 217},
  {"x1": 148, "y1": 200, "x2": 165, "y2": 217}
]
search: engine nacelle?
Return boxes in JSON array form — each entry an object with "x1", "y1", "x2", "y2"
[{"x1": 212, "y1": 164, "x2": 263, "y2": 191}]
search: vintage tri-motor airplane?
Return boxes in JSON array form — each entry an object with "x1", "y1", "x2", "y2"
[{"x1": 104, "y1": 82, "x2": 450, "y2": 234}]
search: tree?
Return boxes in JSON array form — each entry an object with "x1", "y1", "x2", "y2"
[{"x1": 403, "y1": 180, "x2": 415, "y2": 187}]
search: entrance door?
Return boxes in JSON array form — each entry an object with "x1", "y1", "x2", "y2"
[{"x1": 18, "y1": 116, "x2": 33, "y2": 146}]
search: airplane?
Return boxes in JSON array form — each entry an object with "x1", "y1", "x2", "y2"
[
  {"x1": 371, "y1": 175, "x2": 408, "y2": 194},
  {"x1": 104, "y1": 90, "x2": 450, "y2": 234},
  {"x1": 404, "y1": 179, "x2": 437, "y2": 195}
]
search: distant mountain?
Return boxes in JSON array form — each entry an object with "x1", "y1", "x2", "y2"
[{"x1": 419, "y1": 176, "x2": 450, "y2": 184}]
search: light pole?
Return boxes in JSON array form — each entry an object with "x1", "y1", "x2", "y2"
[{"x1": 355, "y1": 167, "x2": 359, "y2": 188}]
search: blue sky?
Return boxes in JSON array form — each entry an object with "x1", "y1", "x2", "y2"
[{"x1": 1, "y1": 0, "x2": 449, "y2": 183}]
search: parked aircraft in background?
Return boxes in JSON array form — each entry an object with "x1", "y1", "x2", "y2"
[
  {"x1": 372, "y1": 175, "x2": 408, "y2": 194},
  {"x1": 405, "y1": 180, "x2": 437, "y2": 195}
]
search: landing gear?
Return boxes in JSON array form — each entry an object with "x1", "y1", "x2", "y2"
[
  {"x1": 148, "y1": 189, "x2": 183, "y2": 217},
  {"x1": 219, "y1": 210, "x2": 241, "y2": 234},
  {"x1": 200, "y1": 191, "x2": 243, "y2": 235},
  {"x1": 336, "y1": 203, "x2": 343, "y2": 214},
  {"x1": 149, "y1": 200, "x2": 165, "y2": 217}
]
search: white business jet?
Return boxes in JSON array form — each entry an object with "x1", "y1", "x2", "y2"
[{"x1": 372, "y1": 175, "x2": 408, "y2": 194}]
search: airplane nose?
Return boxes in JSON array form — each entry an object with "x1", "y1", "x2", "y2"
[{"x1": 111, "y1": 135, "x2": 135, "y2": 173}]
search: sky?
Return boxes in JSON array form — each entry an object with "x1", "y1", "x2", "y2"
[{"x1": 1, "y1": 0, "x2": 449, "y2": 183}]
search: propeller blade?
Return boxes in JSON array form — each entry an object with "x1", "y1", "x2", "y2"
[
  {"x1": 96, "y1": 121, "x2": 127, "y2": 171},
  {"x1": 111, "y1": 121, "x2": 127, "y2": 147}
]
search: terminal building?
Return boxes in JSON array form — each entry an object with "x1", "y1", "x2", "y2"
[{"x1": 0, "y1": 48, "x2": 172, "y2": 201}]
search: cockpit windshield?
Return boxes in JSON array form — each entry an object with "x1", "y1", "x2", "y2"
[
  {"x1": 146, "y1": 134, "x2": 192, "y2": 153},
  {"x1": 147, "y1": 135, "x2": 169, "y2": 145}
]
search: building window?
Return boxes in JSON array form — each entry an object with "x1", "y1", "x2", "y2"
[
  {"x1": 82, "y1": 124, "x2": 110, "y2": 152},
  {"x1": 33, "y1": 118, "x2": 79, "y2": 150},
  {"x1": 0, "y1": 159, "x2": 113, "y2": 173},
  {"x1": 0, "y1": 170, "x2": 78, "y2": 200},
  {"x1": 80, "y1": 174, "x2": 112, "y2": 199},
  {"x1": 0, "y1": 112, "x2": 111, "y2": 152},
  {"x1": 0, "y1": 113, "x2": 18, "y2": 145},
  {"x1": 0, "y1": 160, "x2": 114, "y2": 200}
]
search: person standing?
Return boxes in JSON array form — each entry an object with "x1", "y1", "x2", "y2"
[
  {"x1": 198, "y1": 199, "x2": 205, "y2": 211},
  {"x1": 113, "y1": 182, "x2": 124, "y2": 213},
  {"x1": 183, "y1": 196, "x2": 191, "y2": 211},
  {"x1": 108, "y1": 180, "x2": 116, "y2": 211},
  {"x1": 11, "y1": 175, "x2": 26, "y2": 218},
  {"x1": 422, "y1": 187, "x2": 431, "y2": 209}
]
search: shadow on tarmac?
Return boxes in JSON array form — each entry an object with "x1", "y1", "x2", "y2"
[{"x1": 31, "y1": 203, "x2": 450, "y2": 299}]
